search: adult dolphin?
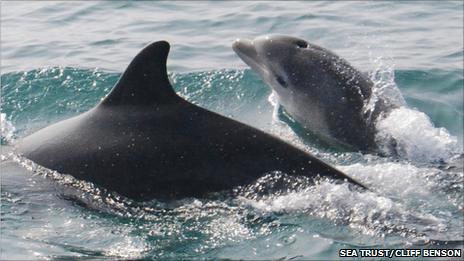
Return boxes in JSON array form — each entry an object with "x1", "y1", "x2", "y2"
[
  {"x1": 233, "y1": 35, "x2": 389, "y2": 152},
  {"x1": 16, "y1": 41, "x2": 366, "y2": 201}
]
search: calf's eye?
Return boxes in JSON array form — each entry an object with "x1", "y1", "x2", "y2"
[
  {"x1": 296, "y1": 40, "x2": 308, "y2": 48},
  {"x1": 276, "y1": 76, "x2": 288, "y2": 88}
]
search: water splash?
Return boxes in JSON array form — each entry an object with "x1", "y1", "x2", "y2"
[
  {"x1": 368, "y1": 56, "x2": 407, "y2": 109},
  {"x1": 268, "y1": 91, "x2": 280, "y2": 121},
  {"x1": 1, "y1": 113, "x2": 16, "y2": 144},
  {"x1": 367, "y1": 56, "x2": 462, "y2": 162},
  {"x1": 238, "y1": 171, "x2": 462, "y2": 242},
  {"x1": 376, "y1": 107, "x2": 461, "y2": 162}
]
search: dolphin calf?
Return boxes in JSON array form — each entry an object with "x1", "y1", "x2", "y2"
[
  {"x1": 233, "y1": 35, "x2": 389, "y2": 152},
  {"x1": 17, "y1": 41, "x2": 365, "y2": 201}
]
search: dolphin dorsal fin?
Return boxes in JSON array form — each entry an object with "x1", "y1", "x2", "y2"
[{"x1": 100, "y1": 41, "x2": 178, "y2": 107}]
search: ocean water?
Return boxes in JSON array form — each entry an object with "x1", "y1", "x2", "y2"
[{"x1": 1, "y1": 1, "x2": 463, "y2": 260}]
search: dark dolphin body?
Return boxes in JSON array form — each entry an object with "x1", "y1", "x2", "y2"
[
  {"x1": 17, "y1": 41, "x2": 365, "y2": 201},
  {"x1": 233, "y1": 35, "x2": 389, "y2": 152}
]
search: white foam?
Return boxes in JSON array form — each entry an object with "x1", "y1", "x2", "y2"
[
  {"x1": 268, "y1": 91, "x2": 280, "y2": 122},
  {"x1": 365, "y1": 56, "x2": 462, "y2": 162},
  {"x1": 1, "y1": 113, "x2": 16, "y2": 144},
  {"x1": 338, "y1": 162, "x2": 440, "y2": 198},
  {"x1": 375, "y1": 107, "x2": 461, "y2": 162},
  {"x1": 104, "y1": 237, "x2": 149, "y2": 259},
  {"x1": 239, "y1": 181, "x2": 414, "y2": 237},
  {"x1": 239, "y1": 180, "x2": 449, "y2": 239},
  {"x1": 238, "y1": 156, "x2": 463, "y2": 240}
]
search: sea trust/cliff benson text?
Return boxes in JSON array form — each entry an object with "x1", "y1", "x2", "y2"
[{"x1": 339, "y1": 249, "x2": 462, "y2": 258}]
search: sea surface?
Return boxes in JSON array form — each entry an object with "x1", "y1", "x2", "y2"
[{"x1": 1, "y1": 1, "x2": 463, "y2": 260}]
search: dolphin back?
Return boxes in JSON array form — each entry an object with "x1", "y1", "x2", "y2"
[{"x1": 17, "y1": 40, "x2": 367, "y2": 200}]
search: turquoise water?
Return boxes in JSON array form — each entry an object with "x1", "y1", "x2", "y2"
[{"x1": 1, "y1": 1, "x2": 463, "y2": 260}]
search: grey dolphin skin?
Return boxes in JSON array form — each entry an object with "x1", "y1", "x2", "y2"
[
  {"x1": 17, "y1": 41, "x2": 366, "y2": 201},
  {"x1": 233, "y1": 35, "x2": 382, "y2": 152}
]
